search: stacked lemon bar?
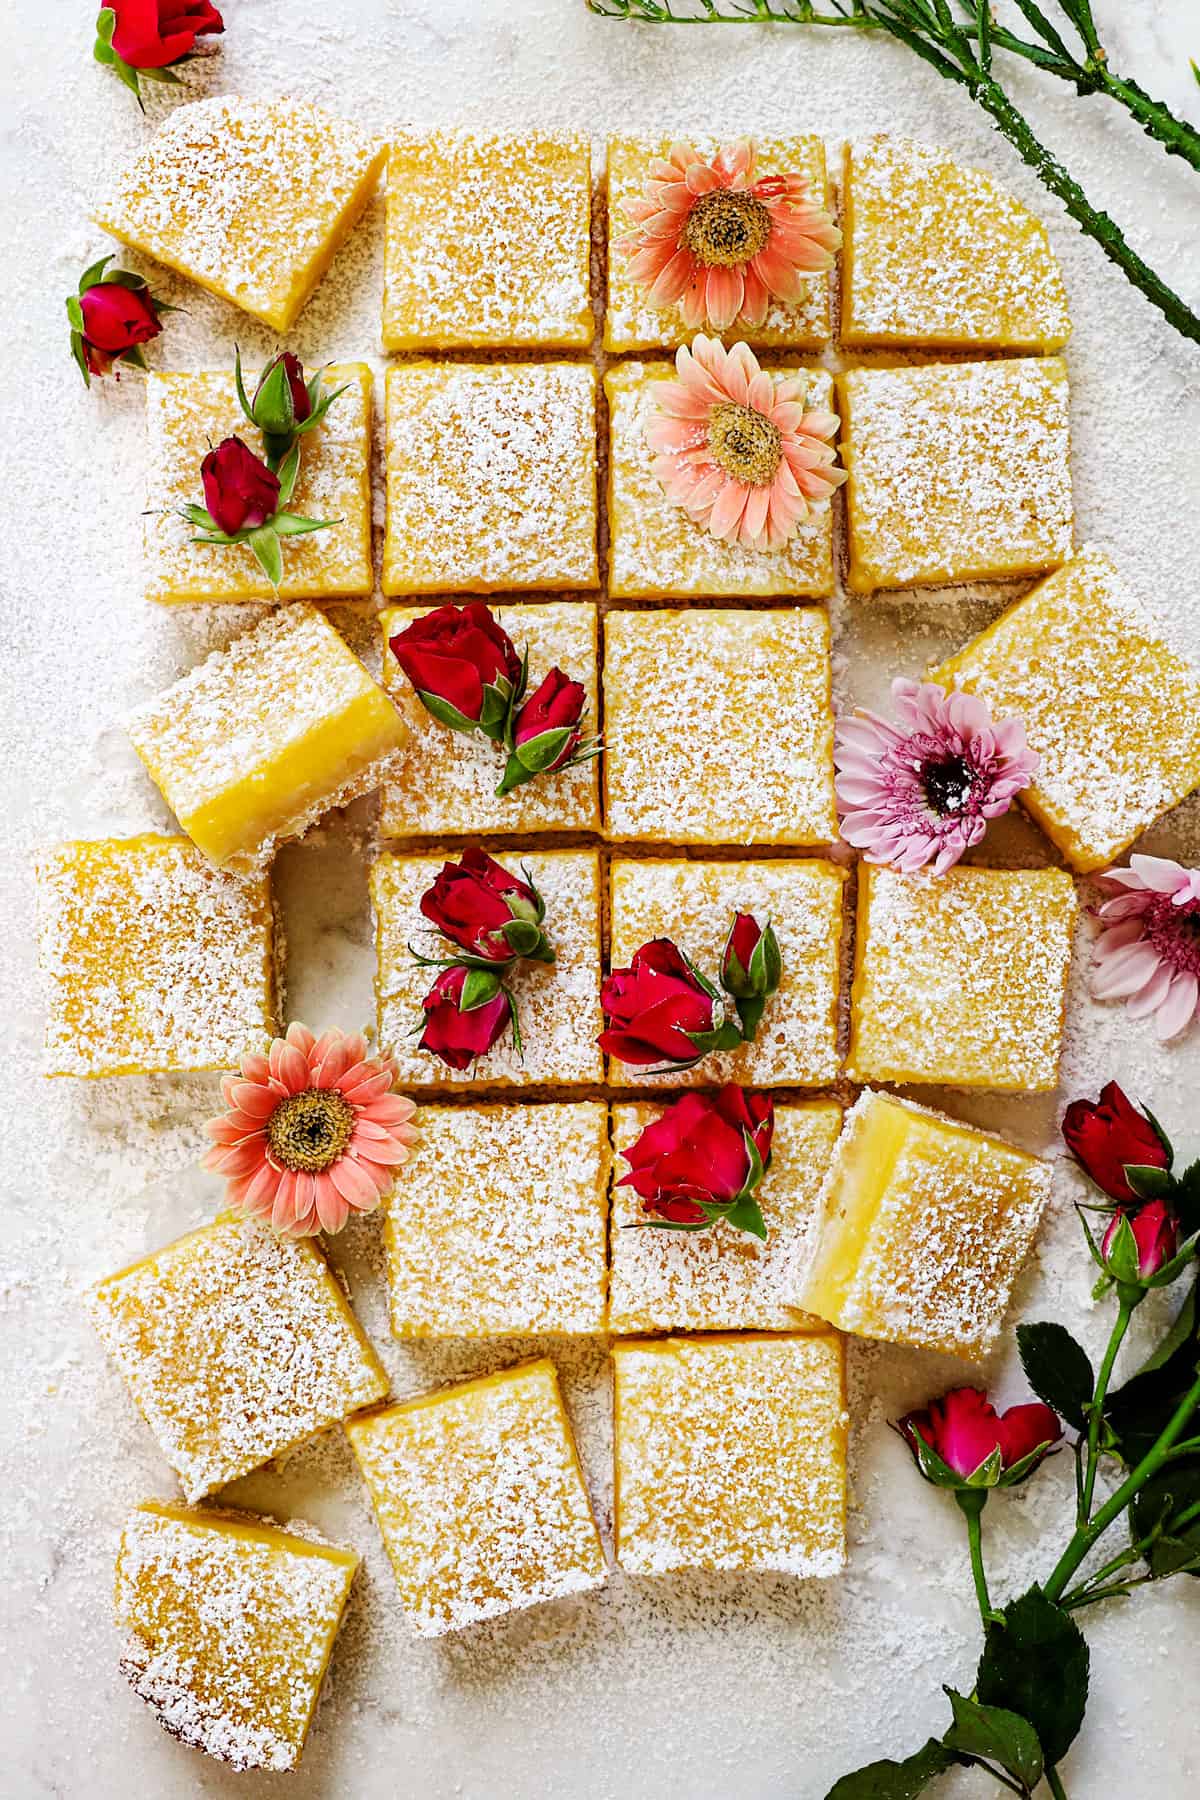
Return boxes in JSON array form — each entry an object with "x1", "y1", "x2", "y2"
[{"x1": 33, "y1": 105, "x2": 1200, "y2": 1772}]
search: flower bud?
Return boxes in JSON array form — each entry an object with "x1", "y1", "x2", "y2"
[
  {"x1": 599, "y1": 938, "x2": 740, "y2": 1068},
  {"x1": 1062, "y1": 1081, "x2": 1171, "y2": 1202},
  {"x1": 620, "y1": 1086, "x2": 774, "y2": 1238},
  {"x1": 390, "y1": 603, "x2": 521, "y2": 741},
  {"x1": 719, "y1": 911, "x2": 782, "y2": 1041},
  {"x1": 418, "y1": 965, "x2": 512, "y2": 1071},
  {"x1": 419, "y1": 850, "x2": 551, "y2": 965},
  {"x1": 251, "y1": 351, "x2": 312, "y2": 437},
  {"x1": 200, "y1": 436, "x2": 281, "y2": 536},
  {"x1": 498, "y1": 668, "x2": 587, "y2": 794},
  {"x1": 1101, "y1": 1199, "x2": 1178, "y2": 1282}
]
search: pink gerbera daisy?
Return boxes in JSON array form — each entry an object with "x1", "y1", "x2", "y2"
[
  {"x1": 202, "y1": 1022, "x2": 418, "y2": 1237},
  {"x1": 617, "y1": 139, "x2": 840, "y2": 332},
  {"x1": 834, "y1": 678, "x2": 1039, "y2": 875},
  {"x1": 648, "y1": 335, "x2": 845, "y2": 551},
  {"x1": 1092, "y1": 855, "x2": 1200, "y2": 1041}
]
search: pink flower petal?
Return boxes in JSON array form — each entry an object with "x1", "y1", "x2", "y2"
[{"x1": 1155, "y1": 972, "x2": 1199, "y2": 1040}]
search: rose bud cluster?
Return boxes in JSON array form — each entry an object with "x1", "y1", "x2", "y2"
[
  {"x1": 180, "y1": 431, "x2": 337, "y2": 590},
  {"x1": 620, "y1": 1085, "x2": 775, "y2": 1239},
  {"x1": 388, "y1": 603, "x2": 600, "y2": 797},
  {"x1": 600, "y1": 912, "x2": 783, "y2": 1070},
  {"x1": 234, "y1": 349, "x2": 348, "y2": 471},
  {"x1": 94, "y1": 0, "x2": 224, "y2": 107},
  {"x1": 896, "y1": 1387, "x2": 1062, "y2": 1498},
  {"x1": 67, "y1": 256, "x2": 171, "y2": 386},
  {"x1": 412, "y1": 852, "x2": 553, "y2": 1071},
  {"x1": 1063, "y1": 1081, "x2": 1197, "y2": 1301}
]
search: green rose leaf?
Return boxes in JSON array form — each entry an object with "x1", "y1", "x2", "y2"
[
  {"x1": 823, "y1": 1738, "x2": 956, "y2": 1800},
  {"x1": 942, "y1": 1689, "x2": 1042, "y2": 1792},
  {"x1": 976, "y1": 1586, "x2": 1089, "y2": 1766},
  {"x1": 1016, "y1": 1320, "x2": 1095, "y2": 1430},
  {"x1": 1106, "y1": 1268, "x2": 1200, "y2": 1461}
]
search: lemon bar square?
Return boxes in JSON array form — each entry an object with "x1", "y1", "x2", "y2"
[
  {"x1": 380, "y1": 601, "x2": 601, "y2": 839},
  {"x1": 840, "y1": 137, "x2": 1070, "y2": 352},
  {"x1": 115, "y1": 1501, "x2": 359, "y2": 1773},
  {"x1": 125, "y1": 603, "x2": 407, "y2": 874},
  {"x1": 144, "y1": 365, "x2": 373, "y2": 604},
  {"x1": 612, "y1": 1333, "x2": 847, "y2": 1576},
  {"x1": 385, "y1": 1103, "x2": 610, "y2": 1337},
  {"x1": 606, "y1": 361, "x2": 836, "y2": 600},
  {"x1": 608, "y1": 1101, "x2": 842, "y2": 1334},
  {"x1": 837, "y1": 358, "x2": 1073, "y2": 594},
  {"x1": 847, "y1": 864, "x2": 1077, "y2": 1091},
  {"x1": 931, "y1": 548, "x2": 1200, "y2": 874},
  {"x1": 347, "y1": 1359, "x2": 606, "y2": 1635},
  {"x1": 36, "y1": 834, "x2": 277, "y2": 1078},
  {"x1": 603, "y1": 607, "x2": 837, "y2": 845},
  {"x1": 797, "y1": 1089, "x2": 1051, "y2": 1359},
  {"x1": 384, "y1": 132, "x2": 593, "y2": 350},
  {"x1": 94, "y1": 97, "x2": 384, "y2": 332},
  {"x1": 89, "y1": 1216, "x2": 388, "y2": 1501},
  {"x1": 383, "y1": 362, "x2": 598, "y2": 594},
  {"x1": 608, "y1": 857, "x2": 846, "y2": 1087},
  {"x1": 372, "y1": 848, "x2": 604, "y2": 1089},
  {"x1": 604, "y1": 134, "x2": 832, "y2": 353}
]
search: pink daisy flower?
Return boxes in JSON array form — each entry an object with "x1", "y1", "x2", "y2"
[
  {"x1": 1092, "y1": 855, "x2": 1200, "y2": 1041},
  {"x1": 834, "y1": 678, "x2": 1039, "y2": 875},
  {"x1": 202, "y1": 1022, "x2": 418, "y2": 1238},
  {"x1": 617, "y1": 139, "x2": 840, "y2": 332},
  {"x1": 647, "y1": 335, "x2": 845, "y2": 551}
]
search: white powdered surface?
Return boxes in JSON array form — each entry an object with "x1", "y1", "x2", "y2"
[{"x1": 2, "y1": 2, "x2": 1200, "y2": 1797}]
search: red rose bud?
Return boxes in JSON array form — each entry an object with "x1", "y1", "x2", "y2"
[
  {"x1": 1101, "y1": 1199, "x2": 1178, "y2": 1283},
  {"x1": 498, "y1": 668, "x2": 589, "y2": 796},
  {"x1": 418, "y1": 965, "x2": 512, "y2": 1071},
  {"x1": 599, "y1": 938, "x2": 741, "y2": 1068},
  {"x1": 257, "y1": 351, "x2": 312, "y2": 425},
  {"x1": 96, "y1": 0, "x2": 223, "y2": 101},
  {"x1": 719, "y1": 911, "x2": 782, "y2": 1042},
  {"x1": 419, "y1": 849, "x2": 551, "y2": 965},
  {"x1": 67, "y1": 258, "x2": 167, "y2": 385},
  {"x1": 1062, "y1": 1081, "x2": 1172, "y2": 1203},
  {"x1": 897, "y1": 1387, "x2": 1062, "y2": 1491},
  {"x1": 200, "y1": 436, "x2": 281, "y2": 536},
  {"x1": 390, "y1": 603, "x2": 521, "y2": 741},
  {"x1": 621, "y1": 1085, "x2": 774, "y2": 1237}
]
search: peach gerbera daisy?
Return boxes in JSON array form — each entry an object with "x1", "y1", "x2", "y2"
[
  {"x1": 648, "y1": 335, "x2": 845, "y2": 551},
  {"x1": 617, "y1": 139, "x2": 840, "y2": 332},
  {"x1": 202, "y1": 1022, "x2": 418, "y2": 1238}
]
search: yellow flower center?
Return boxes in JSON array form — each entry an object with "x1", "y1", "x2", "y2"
[
  {"x1": 267, "y1": 1088, "x2": 356, "y2": 1173},
  {"x1": 708, "y1": 401, "x2": 783, "y2": 487},
  {"x1": 681, "y1": 190, "x2": 773, "y2": 267}
]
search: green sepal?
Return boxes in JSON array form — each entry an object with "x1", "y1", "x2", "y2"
[
  {"x1": 722, "y1": 1195, "x2": 767, "y2": 1241},
  {"x1": 478, "y1": 680, "x2": 513, "y2": 742},
  {"x1": 685, "y1": 1020, "x2": 744, "y2": 1056},
  {"x1": 272, "y1": 512, "x2": 339, "y2": 537},
  {"x1": 276, "y1": 442, "x2": 300, "y2": 507},
  {"x1": 233, "y1": 346, "x2": 253, "y2": 422},
  {"x1": 121, "y1": 343, "x2": 149, "y2": 372},
  {"x1": 251, "y1": 357, "x2": 297, "y2": 439},
  {"x1": 416, "y1": 690, "x2": 485, "y2": 735},
  {"x1": 749, "y1": 919, "x2": 782, "y2": 996},
  {"x1": 501, "y1": 643, "x2": 531, "y2": 748},
  {"x1": 137, "y1": 63, "x2": 184, "y2": 86},
  {"x1": 459, "y1": 967, "x2": 502, "y2": 1012},
  {"x1": 180, "y1": 502, "x2": 218, "y2": 530},
  {"x1": 1103, "y1": 1212, "x2": 1143, "y2": 1286},
  {"x1": 294, "y1": 376, "x2": 351, "y2": 436},
  {"x1": 70, "y1": 331, "x2": 91, "y2": 386},
  {"x1": 65, "y1": 294, "x2": 85, "y2": 333},
  {"x1": 506, "y1": 987, "x2": 523, "y2": 1062},
  {"x1": 500, "y1": 919, "x2": 546, "y2": 960},
  {"x1": 1124, "y1": 1161, "x2": 1174, "y2": 1200},
  {"x1": 246, "y1": 527, "x2": 283, "y2": 589}
]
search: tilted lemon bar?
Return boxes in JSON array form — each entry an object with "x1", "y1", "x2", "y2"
[
  {"x1": 604, "y1": 134, "x2": 833, "y2": 353},
  {"x1": 144, "y1": 365, "x2": 373, "y2": 604},
  {"x1": 94, "y1": 96, "x2": 384, "y2": 331},
  {"x1": 372, "y1": 848, "x2": 604, "y2": 1089},
  {"x1": 380, "y1": 601, "x2": 601, "y2": 839},
  {"x1": 606, "y1": 361, "x2": 835, "y2": 599},
  {"x1": 613, "y1": 1333, "x2": 847, "y2": 1576},
  {"x1": 848, "y1": 864, "x2": 1077, "y2": 1091},
  {"x1": 603, "y1": 606, "x2": 837, "y2": 845},
  {"x1": 115, "y1": 1501, "x2": 359, "y2": 1773},
  {"x1": 797, "y1": 1089, "x2": 1051, "y2": 1359},
  {"x1": 384, "y1": 132, "x2": 593, "y2": 350},
  {"x1": 840, "y1": 137, "x2": 1070, "y2": 351},
  {"x1": 608, "y1": 1101, "x2": 842, "y2": 1335},
  {"x1": 385, "y1": 1103, "x2": 610, "y2": 1337},
  {"x1": 608, "y1": 857, "x2": 846, "y2": 1087},
  {"x1": 347, "y1": 1359, "x2": 606, "y2": 1636},
  {"x1": 383, "y1": 362, "x2": 598, "y2": 593},
  {"x1": 89, "y1": 1216, "x2": 388, "y2": 1501},
  {"x1": 125, "y1": 604, "x2": 407, "y2": 874},
  {"x1": 36, "y1": 834, "x2": 277, "y2": 1077},
  {"x1": 931, "y1": 548, "x2": 1200, "y2": 874},
  {"x1": 837, "y1": 358, "x2": 1073, "y2": 593}
]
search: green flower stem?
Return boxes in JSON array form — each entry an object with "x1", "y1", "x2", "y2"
[
  {"x1": 953, "y1": 1489, "x2": 1001, "y2": 1626},
  {"x1": 1045, "y1": 1367, "x2": 1200, "y2": 1603},
  {"x1": 1046, "y1": 1766, "x2": 1070, "y2": 1800},
  {"x1": 1079, "y1": 1296, "x2": 1135, "y2": 1526}
]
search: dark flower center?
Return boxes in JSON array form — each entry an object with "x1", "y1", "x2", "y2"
[
  {"x1": 266, "y1": 1088, "x2": 356, "y2": 1173},
  {"x1": 682, "y1": 190, "x2": 773, "y2": 266},
  {"x1": 708, "y1": 401, "x2": 782, "y2": 487},
  {"x1": 921, "y1": 754, "x2": 976, "y2": 817}
]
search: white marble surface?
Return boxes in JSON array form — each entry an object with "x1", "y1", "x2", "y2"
[{"x1": 3, "y1": 2, "x2": 1200, "y2": 1795}]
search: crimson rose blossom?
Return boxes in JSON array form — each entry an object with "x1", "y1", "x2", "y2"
[
  {"x1": 1102, "y1": 1198, "x2": 1178, "y2": 1280},
  {"x1": 1062, "y1": 1081, "x2": 1169, "y2": 1203},
  {"x1": 418, "y1": 966, "x2": 510, "y2": 1071},
  {"x1": 110, "y1": 0, "x2": 223, "y2": 68},
  {"x1": 599, "y1": 939, "x2": 718, "y2": 1066},
  {"x1": 419, "y1": 850, "x2": 543, "y2": 963},
  {"x1": 899, "y1": 1387, "x2": 1062, "y2": 1487},
  {"x1": 200, "y1": 436, "x2": 280, "y2": 536},
  {"x1": 78, "y1": 282, "x2": 161, "y2": 375},
  {"x1": 621, "y1": 1086, "x2": 774, "y2": 1226},
  {"x1": 390, "y1": 603, "x2": 520, "y2": 734}
]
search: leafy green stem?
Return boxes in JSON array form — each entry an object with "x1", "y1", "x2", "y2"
[
  {"x1": 1045, "y1": 1766, "x2": 1070, "y2": 1800},
  {"x1": 1079, "y1": 1298, "x2": 1133, "y2": 1524}
]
